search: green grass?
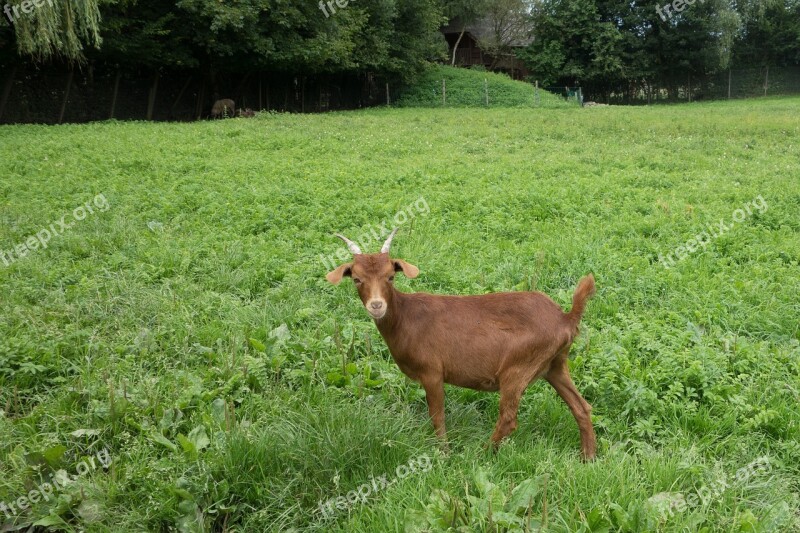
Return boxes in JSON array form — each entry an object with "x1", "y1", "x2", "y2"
[
  {"x1": 395, "y1": 65, "x2": 573, "y2": 108},
  {"x1": 0, "y1": 97, "x2": 799, "y2": 532}
]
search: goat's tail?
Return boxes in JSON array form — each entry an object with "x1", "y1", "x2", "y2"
[{"x1": 566, "y1": 274, "x2": 596, "y2": 323}]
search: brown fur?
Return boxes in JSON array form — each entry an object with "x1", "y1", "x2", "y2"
[
  {"x1": 327, "y1": 252, "x2": 597, "y2": 460},
  {"x1": 211, "y1": 99, "x2": 235, "y2": 119}
]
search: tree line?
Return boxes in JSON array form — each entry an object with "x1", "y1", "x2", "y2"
[
  {"x1": 522, "y1": 0, "x2": 800, "y2": 100},
  {"x1": 1, "y1": 0, "x2": 798, "y2": 102}
]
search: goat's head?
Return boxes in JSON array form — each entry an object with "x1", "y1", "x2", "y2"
[{"x1": 326, "y1": 229, "x2": 419, "y2": 320}]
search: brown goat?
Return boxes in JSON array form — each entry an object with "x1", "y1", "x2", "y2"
[
  {"x1": 326, "y1": 230, "x2": 597, "y2": 460},
  {"x1": 211, "y1": 99, "x2": 236, "y2": 119}
]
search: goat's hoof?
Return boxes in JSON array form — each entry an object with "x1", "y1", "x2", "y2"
[
  {"x1": 581, "y1": 452, "x2": 597, "y2": 463},
  {"x1": 438, "y1": 440, "x2": 451, "y2": 455}
]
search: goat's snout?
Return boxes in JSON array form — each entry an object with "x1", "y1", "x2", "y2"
[{"x1": 366, "y1": 299, "x2": 387, "y2": 319}]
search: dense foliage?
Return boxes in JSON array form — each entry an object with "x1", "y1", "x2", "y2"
[
  {"x1": 520, "y1": 0, "x2": 800, "y2": 98},
  {"x1": 1, "y1": 1, "x2": 798, "y2": 96},
  {"x1": 0, "y1": 0, "x2": 447, "y2": 82}
]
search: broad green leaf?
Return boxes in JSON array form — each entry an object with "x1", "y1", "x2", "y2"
[
  {"x1": 150, "y1": 431, "x2": 178, "y2": 452},
  {"x1": 70, "y1": 429, "x2": 101, "y2": 438},
  {"x1": 187, "y1": 425, "x2": 210, "y2": 452},
  {"x1": 177, "y1": 434, "x2": 195, "y2": 456},
  {"x1": 33, "y1": 514, "x2": 70, "y2": 528},
  {"x1": 248, "y1": 338, "x2": 267, "y2": 352},
  {"x1": 211, "y1": 398, "x2": 227, "y2": 424},
  {"x1": 507, "y1": 477, "x2": 542, "y2": 514},
  {"x1": 269, "y1": 324, "x2": 291, "y2": 344},
  {"x1": 43, "y1": 445, "x2": 68, "y2": 466}
]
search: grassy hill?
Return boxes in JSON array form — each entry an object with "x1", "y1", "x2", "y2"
[{"x1": 395, "y1": 65, "x2": 573, "y2": 108}]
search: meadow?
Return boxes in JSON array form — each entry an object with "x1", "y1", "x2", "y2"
[{"x1": 0, "y1": 97, "x2": 798, "y2": 532}]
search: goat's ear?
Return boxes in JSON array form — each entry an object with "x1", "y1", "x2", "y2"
[
  {"x1": 326, "y1": 263, "x2": 353, "y2": 285},
  {"x1": 393, "y1": 259, "x2": 419, "y2": 279}
]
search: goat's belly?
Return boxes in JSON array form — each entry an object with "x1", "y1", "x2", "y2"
[{"x1": 444, "y1": 373, "x2": 499, "y2": 392}]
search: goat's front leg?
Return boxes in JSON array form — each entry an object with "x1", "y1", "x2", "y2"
[{"x1": 420, "y1": 376, "x2": 446, "y2": 440}]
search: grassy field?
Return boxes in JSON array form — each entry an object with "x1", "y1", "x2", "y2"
[{"x1": 0, "y1": 98, "x2": 798, "y2": 532}]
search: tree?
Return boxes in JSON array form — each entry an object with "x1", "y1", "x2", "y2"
[
  {"x1": 7, "y1": 0, "x2": 102, "y2": 62},
  {"x1": 478, "y1": 0, "x2": 534, "y2": 69},
  {"x1": 518, "y1": 0, "x2": 624, "y2": 91},
  {"x1": 95, "y1": 0, "x2": 443, "y2": 81},
  {"x1": 733, "y1": 0, "x2": 800, "y2": 66},
  {"x1": 518, "y1": 0, "x2": 795, "y2": 101}
]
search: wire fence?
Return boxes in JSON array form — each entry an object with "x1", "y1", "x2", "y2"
[
  {"x1": 595, "y1": 66, "x2": 800, "y2": 105},
  {"x1": 0, "y1": 63, "x2": 391, "y2": 124},
  {"x1": 391, "y1": 77, "x2": 582, "y2": 108},
  {"x1": 1, "y1": 63, "x2": 797, "y2": 123},
  {"x1": 541, "y1": 86, "x2": 584, "y2": 106}
]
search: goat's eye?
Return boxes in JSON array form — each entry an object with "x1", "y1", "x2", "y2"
[
  {"x1": 353, "y1": 278, "x2": 362, "y2": 284},
  {"x1": 388, "y1": 276, "x2": 395, "y2": 282}
]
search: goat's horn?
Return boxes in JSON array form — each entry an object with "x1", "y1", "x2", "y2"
[
  {"x1": 380, "y1": 228, "x2": 399, "y2": 254},
  {"x1": 334, "y1": 233, "x2": 362, "y2": 255}
]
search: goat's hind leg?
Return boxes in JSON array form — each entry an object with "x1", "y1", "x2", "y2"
[
  {"x1": 545, "y1": 360, "x2": 596, "y2": 461},
  {"x1": 490, "y1": 362, "x2": 546, "y2": 448},
  {"x1": 490, "y1": 379, "x2": 527, "y2": 447}
]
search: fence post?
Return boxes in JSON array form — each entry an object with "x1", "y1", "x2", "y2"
[
  {"x1": 534, "y1": 80, "x2": 539, "y2": 107},
  {"x1": 170, "y1": 76, "x2": 192, "y2": 119},
  {"x1": 728, "y1": 68, "x2": 731, "y2": 99},
  {"x1": 0, "y1": 66, "x2": 17, "y2": 123},
  {"x1": 442, "y1": 78, "x2": 446, "y2": 106},
  {"x1": 146, "y1": 71, "x2": 159, "y2": 121},
  {"x1": 195, "y1": 80, "x2": 206, "y2": 120},
  {"x1": 484, "y1": 78, "x2": 488, "y2": 107},
  {"x1": 58, "y1": 67, "x2": 74, "y2": 124},
  {"x1": 764, "y1": 66, "x2": 769, "y2": 97},
  {"x1": 386, "y1": 82, "x2": 390, "y2": 106}
]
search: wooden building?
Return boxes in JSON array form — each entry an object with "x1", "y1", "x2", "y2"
[{"x1": 441, "y1": 18, "x2": 531, "y2": 80}]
